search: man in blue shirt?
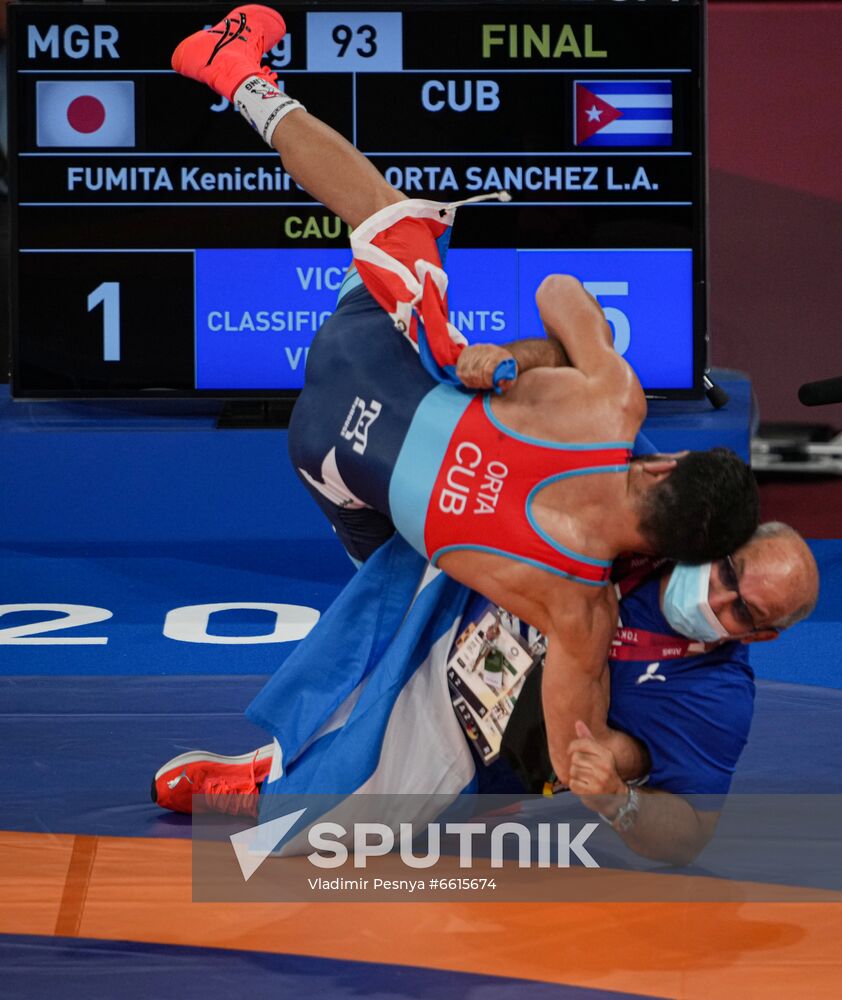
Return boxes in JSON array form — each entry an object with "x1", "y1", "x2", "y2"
[{"x1": 558, "y1": 521, "x2": 817, "y2": 863}]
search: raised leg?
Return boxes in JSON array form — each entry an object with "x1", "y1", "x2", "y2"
[
  {"x1": 171, "y1": 4, "x2": 405, "y2": 230},
  {"x1": 268, "y1": 109, "x2": 405, "y2": 230}
]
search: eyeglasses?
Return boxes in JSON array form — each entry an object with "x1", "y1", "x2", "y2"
[{"x1": 719, "y1": 555, "x2": 757, "y2": 632}]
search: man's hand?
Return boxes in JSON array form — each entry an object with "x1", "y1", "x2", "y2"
[
  {"x1": 456, "y1": 344, "x2": 517, "y2": 391},
  {"x1": 567, "y1": 720, "x2": 628, "y2": 819}
]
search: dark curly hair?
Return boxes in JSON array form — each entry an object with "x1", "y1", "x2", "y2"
[{"x1": 637, "y1": 448, "x2": 759, "y2": 563}]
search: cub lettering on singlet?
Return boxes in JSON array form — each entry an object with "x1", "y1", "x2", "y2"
[
  {"x1": 422, "y1": 395, "x2": 629, "y2": 582},
  {"x1": 438, "y1": 440, "x2": 509, "y2": 517}
]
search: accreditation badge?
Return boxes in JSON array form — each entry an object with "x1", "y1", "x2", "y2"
[{"x1": 447, "y1": 601, "x2": 543, "y2": 764}]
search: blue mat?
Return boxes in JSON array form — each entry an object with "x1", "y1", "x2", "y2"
[
  {"x1": 2, "y1": 540, "x2": 838, "y2": 686},
  {"x1": 0, "y1": 936, "x2": 652, "y2": 1000},
  {"x1": 0, "y1": 540, "x2": 351, "y2": 676},
  {"x1": 2, "y1": 673, "x2": 840, "y2": 841}
]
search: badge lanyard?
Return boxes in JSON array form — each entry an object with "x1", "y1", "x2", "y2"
[{"x1": 610, "y1": 555, "x2": 714, "y2": 661}]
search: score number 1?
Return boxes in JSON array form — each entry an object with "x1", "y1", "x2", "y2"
[{"x1": 87, "y1": 281, "x2": 121, "y2": 362}]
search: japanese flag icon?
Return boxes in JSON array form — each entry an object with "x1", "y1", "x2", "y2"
[{"x1": 36, "y1": 80, "x2": 135, "y2": 148}]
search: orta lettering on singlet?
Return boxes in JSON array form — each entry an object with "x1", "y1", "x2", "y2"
[{"x1": 438, "y1": 441, "x2": 509, "y2": 516}]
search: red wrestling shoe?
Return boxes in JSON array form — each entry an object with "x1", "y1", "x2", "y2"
[
  {"x1": 171, "y1": 5, "x2": 286, "y2": 101},
  {"x1": 152, "y1": 744, "x2": 275, "y2": 816}
]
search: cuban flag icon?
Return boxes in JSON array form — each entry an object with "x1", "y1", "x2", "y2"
[
  {"x1": 574, "y1": 80, "x2": 672, "y2": 147},
  {"x1": 36, "y1": 80, "x2": 135, "y2": 148}
]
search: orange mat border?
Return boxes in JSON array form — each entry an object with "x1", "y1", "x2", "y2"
[{"x1": 4, "y1": 829, "x2": 842, "y2": 1000}]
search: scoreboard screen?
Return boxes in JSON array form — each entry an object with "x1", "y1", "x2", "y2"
[{"x1": 10, "y1": 1, "x2": 707, "y2": 399}]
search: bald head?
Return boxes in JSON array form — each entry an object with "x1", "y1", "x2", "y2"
[{"x1": 736, "y1": 522, "x2": 819, "y2": 630}]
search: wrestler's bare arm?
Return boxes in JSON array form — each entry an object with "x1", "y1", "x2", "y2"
[
  {"x1": 534, "y1": 274, "x2": 628, "y2": 381},
  {"x1": 455, "y1": 337, "x2": 569, "y2": 390},
  {"x1": 455, "y1": 275, "x2": 644, "y2": 406},
  {"x1": 541, "y1": 586, "x2": 618, "y2": 785},
  {"x1": 507, "y1": 337, "x2": 571, "y2": 370}
]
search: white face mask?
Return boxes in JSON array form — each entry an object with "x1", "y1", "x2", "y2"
[{"x1": 661, "y1": 562, "x2": 731, "y2": 643}]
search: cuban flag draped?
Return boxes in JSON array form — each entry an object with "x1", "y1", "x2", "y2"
[
  {"x1": 574, "y1": 80, "x2": 673, "y2": 148},
  {"x1": 246, "y1": 535, "x2": 477, "y2": 802},
  {"x1": 349, "y1": 196, "x2": 516, "y2": 392}
]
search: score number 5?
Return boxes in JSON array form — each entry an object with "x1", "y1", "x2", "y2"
[
  {"x1": 583, "y1": 281, "x2": 631, "y2": 356},
  {"x1": 88, "y1": 281, "x2": 121, "y2": 362}
]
